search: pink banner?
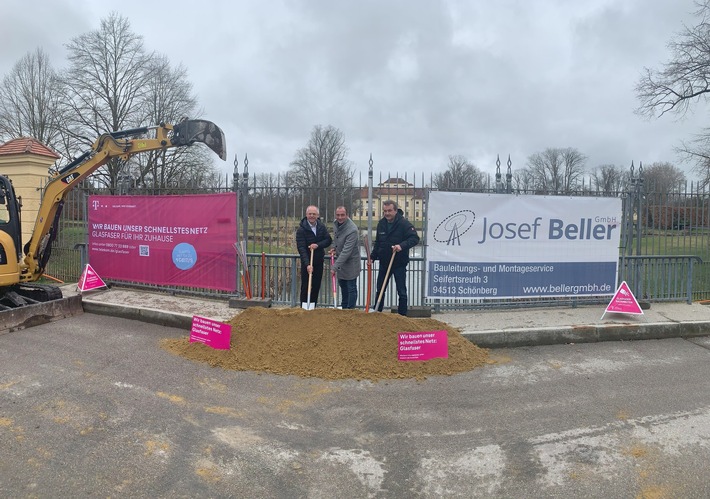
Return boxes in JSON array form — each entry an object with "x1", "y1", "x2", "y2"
[
  {"x1": 190, "y1": 316, "x2": 232, "y2": 350},
  {"x1": 398, "y1": 330, "x2": 449, "y2": 361},
  {"x1": 88, "y1": 193, "x2": 237, "y2": 291},
  {"x1": 604, "y1": 281, "x2": 643, "y2": 315},
  {"x1": 77, "y1": 263, "x2": 107, "y2": 292}
]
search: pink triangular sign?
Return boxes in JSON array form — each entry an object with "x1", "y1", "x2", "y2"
[
  {"x1": 603, "y1": 281, "x2": 643, "y2": 317},
  {"x1": 77, "y1": 264, "x2": 107, "y2": 293}
]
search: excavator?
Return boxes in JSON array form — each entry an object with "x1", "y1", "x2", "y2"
[{"x1": 0, "y1": 119, "x2": 226, "y2": 310}]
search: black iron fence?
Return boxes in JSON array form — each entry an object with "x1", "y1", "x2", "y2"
[{"x1": 44, "y1": 163, "x2": 710, "y2": 306}]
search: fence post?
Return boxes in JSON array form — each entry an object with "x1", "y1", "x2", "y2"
[
  {"x1": 495, "y1": 155, "x2": 502, "y2": 193},
  {"x1": 420, "y1": 186, "x2": 429, "y2": 308},
  {"x1": 242, "y1": 154, "x2": 249, "y2": 250},
  {"x1": 688, "y1": 258, "x2": 696, "y2": 304},
  {"x1": 629, "y1": 162, "x2": 644, "y2": 297},
  {"x1": 506, "y1": 155, "x2": 513, "y2": 194},
  {"x1": 233, "y1": 155, "x2": 241, "y2": 295},
  {"x1": 367, "y1": 154, "x2": 373, "y2": 240},
  {"x1": 291, "y1": 257, "x2": 298, "y2": 307}
]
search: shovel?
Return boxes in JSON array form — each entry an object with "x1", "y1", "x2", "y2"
[
  {"x1": 364, "y1": 235, "x2": 372, "y2": 312},
  {"x1": 302, "y1": 247, "x2": 315, "y2": 310},
  {"x1": 374, "y1": 250, "x2": 396, "y2": 313},
  {"x1": 331, "y1": 253, "x2": 338, "y2": 308}
]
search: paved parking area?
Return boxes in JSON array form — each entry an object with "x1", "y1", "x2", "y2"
[{"x1": 2, "y1": 314, "x2": 710, "y2": 497}]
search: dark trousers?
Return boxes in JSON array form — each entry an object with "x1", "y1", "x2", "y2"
[
  {"x1": 375, "y1": 264, "x2": 408, "y2": 316},
  {"x1": 300, "y1": 260, "x2": 323, "y2": 306},
  {"x1": 338, "y1": 278, "x2": 358, "y2": 309}
]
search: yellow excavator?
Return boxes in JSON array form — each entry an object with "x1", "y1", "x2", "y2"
[{"x1": 0, "y1": 119, "x2": 226, "y2": 309}]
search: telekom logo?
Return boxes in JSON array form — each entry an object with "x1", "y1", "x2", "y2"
[{"x1": 92, "y1": 200, "x2": 100, "y2": 210}]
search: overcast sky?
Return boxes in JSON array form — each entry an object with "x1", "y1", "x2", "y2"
[{"x1": 1, "y1": 0, "x2": 707, "y2": 182}]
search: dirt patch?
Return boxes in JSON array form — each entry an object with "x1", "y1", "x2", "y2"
[{"x1": 161, "y1": 307, "x2": 489, "y2": 381}]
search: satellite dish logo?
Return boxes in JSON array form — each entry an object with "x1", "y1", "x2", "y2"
[{"x1": 433, "y1": 210, "x2": 476, "y2": 246}]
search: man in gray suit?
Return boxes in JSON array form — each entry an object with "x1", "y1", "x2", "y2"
[{"x1": 330, "y1": 206, "x2": 360, "y2": 309}]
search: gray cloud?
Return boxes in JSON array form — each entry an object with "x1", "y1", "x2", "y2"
[{"x1": 1, "y1": 0, "x2": 706, "y2": 181}]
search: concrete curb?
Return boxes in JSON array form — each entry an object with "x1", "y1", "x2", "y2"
[
  {"x1": 464, "y1": 321, "x2": 710, "y2": 348},
  {"x1": 80, "y1": 296, "x2": 710, "y2": 348},
  {"x1": 0, "y1": 295, "x2": 84, "y2": 335},
  {"x1": 82, "y1": 301, "x2": 194, "y2": 330}
]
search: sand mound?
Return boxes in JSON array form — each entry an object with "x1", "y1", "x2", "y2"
[{"x1": 161, "y1": 307, "x2": 489, "y2": 381}]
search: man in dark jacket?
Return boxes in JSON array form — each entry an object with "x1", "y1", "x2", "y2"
[
  {"x1": 370, "y1": 200, "x2": 420, "y2": 316},
  {"x1": 296, "y1": 205, "x2": 332, "y2": 307}
]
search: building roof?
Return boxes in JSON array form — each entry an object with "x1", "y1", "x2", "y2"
[
  {"x1": 0, "y1": 137, "x2": 60, "y2": 159},
  {"x1": 357, "y1": 186, "x2": 426, "y2": 200},
  {"x1": 379, "y1": 177, "x2": 412, "y2": 186}
]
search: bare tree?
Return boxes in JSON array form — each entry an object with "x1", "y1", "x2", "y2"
[
  {"x1": 511, "y1": 168, "x2": 534, "y2": 192},
  {"x1": 432, "y1": 155, "x2": 485, "y2": 190},
  {"x1": 288, "y1": 125, "x2": 357, "y2": 215},
  {"x1": 129, "y1": 55, "x2": 219, "y2": 191},
  {"x1": 254, "y1": 172, "x2": 284, "y2": 193},
  {"x1": 635, "y1": 1, "x2": 710, "y2": 184},
  {"x1": 561, "y1": 148, "x2": 587, "y2": 192},
  {"x1": 591, "y1": 164, "x2": 629, "y2": 194},
  {"x1": 676, "y1": 135, "x2": 710, "y2": 188},
  {"x1": 635, "y1": 1, "x2": 710, "y2": 119},
  {"x1": 0, "y1": 48, "x2": 65, "y2": 149},
  {"x1": 55, "y1": 13, "x2": 220, "y2": 192},
  {"x1": 248, "y1": 173, "x2": 286, "y2": 217},
  {"x1": 526, "y1": 147, "x2": 587, "y2": 193},
  {"x1": 643, "y1": 161, "x2": 687, "y2": 194},
  {"x1": 528, "y1": 149, "x2": 559, "y2": 193},
  {"x1": 60, "y1": 12, "x2": 156, "y2": 191}
]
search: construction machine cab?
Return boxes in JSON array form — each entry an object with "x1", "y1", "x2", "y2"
[
  {"x1": 0, "y1": 177, "x2": 21, "y2": 257},
  {"x1": 0, "y1": 176, "x2": 22, "y2": 286}
]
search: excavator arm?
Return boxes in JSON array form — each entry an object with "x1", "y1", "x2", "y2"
[{"x1": 20, "y1": 119, "x2": 226, "y2": 282}]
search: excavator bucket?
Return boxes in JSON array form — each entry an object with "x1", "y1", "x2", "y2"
[{"x1": 172, "y1": 119, "x2": 227, "y2": 160}]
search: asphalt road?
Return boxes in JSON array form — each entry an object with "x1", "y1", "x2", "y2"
[{"x1": 2, "y1": 313, "x2": 710, "y2": 498}]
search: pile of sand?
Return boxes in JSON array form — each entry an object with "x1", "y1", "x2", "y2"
[{"x1": 161, "y1": 307, "x2": 489, "y2": 381}]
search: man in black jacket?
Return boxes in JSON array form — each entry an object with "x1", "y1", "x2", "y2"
[
  {"x1": 370, "y1": 200, "x2": 420, "y2": 316},
  {"x1": 296, "y1": 205, "x2": 332, "y2": 307}
]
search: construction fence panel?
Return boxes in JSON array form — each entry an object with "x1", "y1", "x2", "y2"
[{"x1": 45, "y1": 169, "x2": 710, "y2": 305}]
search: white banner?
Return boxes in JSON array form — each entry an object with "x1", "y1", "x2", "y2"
[{"x1": 426, "y1": 192, "x2": 622, "y2": 299}]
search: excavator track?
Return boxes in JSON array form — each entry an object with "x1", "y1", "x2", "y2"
[{"x1": 0, "y1": 283, "x2": 63, "y2": 310}]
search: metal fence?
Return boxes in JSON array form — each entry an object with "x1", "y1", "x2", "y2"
[{"x1": 45, "y1": 162, "x2": 710, "y2": 307}]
